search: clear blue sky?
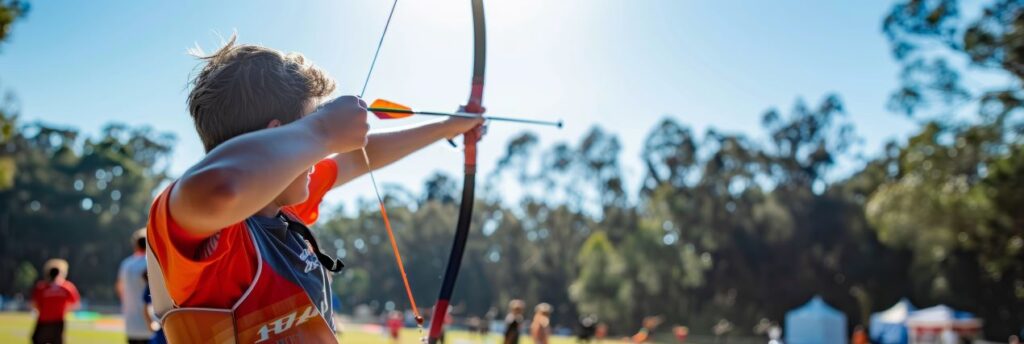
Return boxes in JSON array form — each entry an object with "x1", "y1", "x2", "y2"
[{"x1": 0, "y1": 0, "x2": 919, "y2": 208}]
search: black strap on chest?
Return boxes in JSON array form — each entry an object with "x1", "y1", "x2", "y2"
[{"x1": 285, "y1": 216, "x2": 345, "y2": 273}]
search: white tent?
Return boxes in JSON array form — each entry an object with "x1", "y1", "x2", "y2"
[
  {"x1": 784, "y1": 296, "x2": 848, "y2": 344},
  {"x1": 905, "y1": 305, "x2": 982, "y2": 344}
]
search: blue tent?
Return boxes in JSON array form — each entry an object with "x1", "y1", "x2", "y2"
[
  {"x1": 869, "y1": 298, "x2": 915, "y2": 344},
  {"x1": 785, "y1": 296, "x2": 848, "y2": 344}
]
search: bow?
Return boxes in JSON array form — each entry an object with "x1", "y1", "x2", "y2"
[
  {"x1": 355, "y1": 1, "x2": 560, "y2": 342},
  {"x1": 425, "y1": 1, "x2": 486, "y2": 342}
]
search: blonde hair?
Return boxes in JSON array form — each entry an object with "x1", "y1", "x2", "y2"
[
  {"x1": 187, "y1": 35, "x2": 336, "y2": 152},
  {"x1": 43, "y1": 259, "x2": 68, "y2": 281},
  {"x1": 509, "y1": 299, "x2": 525, "y2": 312},
  {"x1": 534, "y1": 302, "x2": 552, "y2": 315},
  {"x1": 132, "y1": 228, "x2": 147, "y2": 250},
  {"x1": 131, "y1": 228, "x2": 146, "y2": 241}
]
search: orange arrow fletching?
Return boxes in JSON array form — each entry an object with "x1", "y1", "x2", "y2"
[{"x1": 370, "y1": 99, "x2": 414, "y2": 119}]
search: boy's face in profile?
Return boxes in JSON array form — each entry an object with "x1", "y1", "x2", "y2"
[
  {"x1": 273, "y1": 100, "x2": 318, "y2": 207},
  {"x1": 278, "y1": 166, "x2": 313, "y2": 207}
]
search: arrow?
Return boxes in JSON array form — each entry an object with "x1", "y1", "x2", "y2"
[{"x1": 369, "y1": 99, "x2": 564, "y2": 128}]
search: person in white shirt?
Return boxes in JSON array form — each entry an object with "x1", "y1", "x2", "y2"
[{"x1": 116, "y1": 229, "x2": 152, "y2": 344}]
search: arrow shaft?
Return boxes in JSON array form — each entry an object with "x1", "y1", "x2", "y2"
[
  {"x1": 481, "y1": 115, "x2": 564, "y2": 127},
  {"x1": 367, "y1": 108, "x2": 563, "y2": 127}
]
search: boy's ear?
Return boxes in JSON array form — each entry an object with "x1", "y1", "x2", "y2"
[{"x1": 267, "y1": 119, "x2": 282, "y2": 128}]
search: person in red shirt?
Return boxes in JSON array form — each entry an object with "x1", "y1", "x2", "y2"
[
  {"x1": 673, "y1": 326, "x2": 689, "y2": 343},
  {"x1": 595, "y1": 322, "x2": 608, "y2": 342},
  {"x1": 30, "y1": 259, "x2": 80, "y2": 344},
  {"x1": 630, "y1": 316, "x2": 663, "y2": 343},
  {"x1": 386, "y1": 311, "x2": 403, "y2": 343}
]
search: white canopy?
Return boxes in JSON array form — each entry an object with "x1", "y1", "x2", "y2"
[
  {"x1": 874, "y1": 298, "x2": 914, "y2": 323},
  {"x1": 906, "y1": 305, "x2": 956, "y2": 326},
  {"x1": 905, "y1": 305, "x2": 982, "y2": 344}
]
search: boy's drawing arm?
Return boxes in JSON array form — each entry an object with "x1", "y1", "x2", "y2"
[
  {"x1": 170, "y1": 113, "x2": 348, "y2": 237},
  {"x1": 332, "y1": 116, "x2": 482, "y2": 187}
]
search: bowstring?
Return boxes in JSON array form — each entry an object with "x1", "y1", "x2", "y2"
[
  {"x1": 359, "y1": 0, "x2": 398, "y2": 99},
  {"x1": 357, "y1": 0, "x2": 426, "y2": 333}
]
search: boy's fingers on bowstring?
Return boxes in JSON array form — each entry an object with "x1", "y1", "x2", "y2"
[
  {"x1": 324, "y1": 95, "x2": 365, "y2": 111},
  {"x1": 315, "y1": 95, "x2": 369, "y2": 152}
]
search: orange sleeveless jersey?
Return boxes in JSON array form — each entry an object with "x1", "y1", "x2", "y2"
[{"x1": 148, "y1": 159, "x2": 338, "y2": 309}]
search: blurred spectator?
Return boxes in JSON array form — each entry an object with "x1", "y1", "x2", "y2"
[
  {"x1": 768, "y1": 325, "x2": 783, "y2": 344},
  {"x1": 483, "y1": 306, "x2": 498, "y2": 336},
  {"x1": 630, "y1": 316, "x2": 663, "y2": 343},
  {"x1": 386, "y1": 311, "x2": 402, "y2": 343},
  {"x1": 577, "y1": 314, "x2": 597, "y2": 342},
  {"x1": 530, "y1": 303, "x2": 552, "y2": 344},
  {"x1": 673, "y1": 326, "x2": 688, "y2": 343},
  {"x1": 141, "y1": 272, "x2": 165, "y2": 344},
  {"x1": 595, "y1": 323, "x2": 608, "y2": 342},
  {"x1": 851, "y1": 325, "x2": 869, "y2": 344},
  {"x1": 30, "y1": 259, "x2": 79, "y2": 344},
  {"x1": 503, "y1": 299, "x2": 525, "y2": 344},
  {"x1": 117, "y1": 229, "x2": 151, "y2": 344}
]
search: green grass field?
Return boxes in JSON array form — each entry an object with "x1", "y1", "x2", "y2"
[{"x1": 0, "y1": 312, "x2": 615, "y2": 344}]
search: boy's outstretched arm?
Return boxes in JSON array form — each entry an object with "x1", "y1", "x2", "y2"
[
  {"x1": 333, "y1": 116, "x2": 482, "y2": 187},
  {"x1": 170, "y1": 96, "x2": 369, "y2": 238}
]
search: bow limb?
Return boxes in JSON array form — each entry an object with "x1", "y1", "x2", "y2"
[{"x1": 427, "y1": 0, "x2": 485, "y2": 342}]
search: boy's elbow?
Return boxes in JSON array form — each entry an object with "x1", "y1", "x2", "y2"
[
  {"x1": 173, "y1": 167, "x2": 243, "y2": 229},
  {"x1": 182, "y1": 167, "x2": 242, "y2": 206}
]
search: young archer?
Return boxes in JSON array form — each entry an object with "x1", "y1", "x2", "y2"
[{"x1": 146, "y1": 36, "x2": 482, "y2": 343}]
